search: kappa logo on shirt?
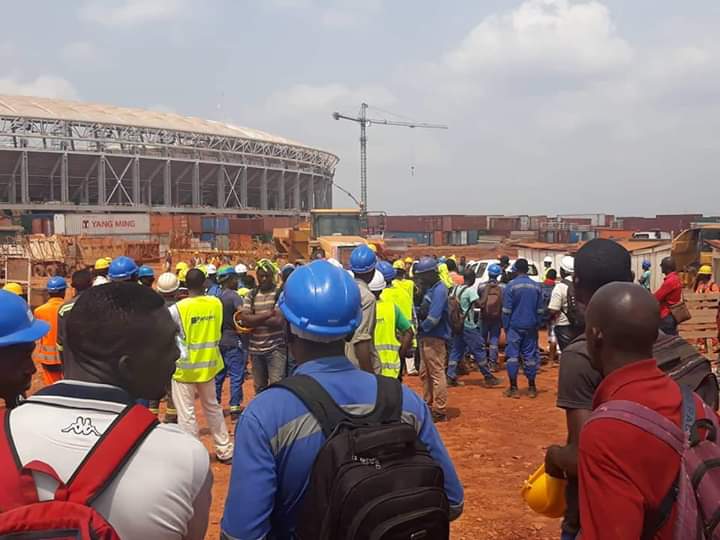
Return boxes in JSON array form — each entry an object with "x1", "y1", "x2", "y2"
[{"x1": 61, "y1": 416, "x2": 101, "y2": 437}]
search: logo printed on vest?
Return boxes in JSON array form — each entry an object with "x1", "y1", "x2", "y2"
[
  {"x1": 61, "y1": 416, "x2": 101, "y2": 436},
  {"x1": 190, "y1": 315, "x2": 215, "y2": 324}
]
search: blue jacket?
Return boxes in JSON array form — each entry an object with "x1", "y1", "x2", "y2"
[
  {"x1": 220, "y1": 357, "x2": 464, "y2": 539},
  {"x1": 418, "y1": 281, "x2": 450, "y2": 340},
  {"x1": 502, "y1": 275, "x2": 543, "y2": 330}
]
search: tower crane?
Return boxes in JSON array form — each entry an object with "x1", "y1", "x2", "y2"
[{"x1": 332, "y1": 103, "x2": 448, "y2": 222}]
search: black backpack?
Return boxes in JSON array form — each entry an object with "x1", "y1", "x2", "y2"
[
  {"x1": 273, "y1": 374, "x2": 450, "y2": 540},
  {"x1": 562, "y1": 278, "x2": 585, "y2": 330}
]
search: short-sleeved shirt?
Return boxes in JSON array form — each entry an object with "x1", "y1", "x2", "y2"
[
  {"x1": 549, "y1": 280, "x2": 570, "y2": 327},
  {"x1": 345, "y1": 279, "x2": 380, "y2": 372},
  {"x1": 454, "y1": 285, "x2": 479, "y2": 330},
  {"x1": 219, "y1": 288, "x2": 244, "y2": 349},
  {"x1": 241, "y1": 289, "x2": 284, "y2": 354},
  {"x1": 394, "y1": 305, "x2": 411, "y2": 332}
]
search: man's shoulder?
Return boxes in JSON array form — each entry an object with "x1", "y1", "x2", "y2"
[{"x1": 146, "y1": 423, "x2": 210, "y2": 465}]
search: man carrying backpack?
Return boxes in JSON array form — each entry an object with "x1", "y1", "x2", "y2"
[
  {"x1": 0, "y1": 283, "x2": 212, "y2": 540},
  {"x1": 549, "y1": 255, "x2": 580, "y2": 351},
  {"x1": 220, "y1": 260, "x2": 464, "y2": 540},
  {"x1": 478, "y1": 263, "x2": 505, "y2": 371},
  {"x1": 578, "y1": 282, "x2": 719, "y2": 540},
  {"x1": 448, "y1": 269, "x2": 501, "y2": 388}
]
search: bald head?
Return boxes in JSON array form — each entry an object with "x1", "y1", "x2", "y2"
[{"x1": 585, "y1": 282, "x2": 660, "y2": 377}]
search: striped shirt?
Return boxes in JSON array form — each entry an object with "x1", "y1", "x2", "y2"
[{"x1": 241, "y1": 288, "x2": 284, "y2": 354}]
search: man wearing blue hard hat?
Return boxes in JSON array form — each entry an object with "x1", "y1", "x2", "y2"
[
  {"x1": 345, "y1": 244, "x2": 380, "y2": 373},
  {"x1": 108, "y1": 256, "x2": 139, "y2": 282},
  {"x1": 221, "y1": 260, "x2": 464, "y2": 540},
  {"x1": 33, "y1": 276, "x2": 68, "y2": 385},
  {"x1": 0, "y1": 290, "x2": 49, "y2": 408},
  {"x1": 137, "y1": 266, "x2": 155, "y2": 288}
]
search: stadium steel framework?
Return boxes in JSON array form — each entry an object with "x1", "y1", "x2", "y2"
[{"x1": 0, "y1": 96, "x2": 338, "y2": 215}]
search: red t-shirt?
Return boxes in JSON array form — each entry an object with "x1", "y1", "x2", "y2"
[
  {"x1": 578, "y1": 359, "x2": 714, "y2": 540},
  {"x1": 654, "y1": 272, "x2": 682, "y2": 319}
]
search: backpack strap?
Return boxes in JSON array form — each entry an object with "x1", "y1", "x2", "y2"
[{"x1": 364, "y1": 375, "x2": 403, "y2": 425}]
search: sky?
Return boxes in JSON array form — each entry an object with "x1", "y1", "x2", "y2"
[{"x1": 2, "y1": 0, "x2": 720, "y2": 217}]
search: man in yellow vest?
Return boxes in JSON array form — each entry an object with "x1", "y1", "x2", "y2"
[
  {"x1": 369, "y1": 268, "x2": 413, "y2": 379},
  {"x1": 385, "y1": 260, "x2": 419, "y2": 375},
  {"x1": 169, "y1": 268, "x2": 234, "y2": 463}
]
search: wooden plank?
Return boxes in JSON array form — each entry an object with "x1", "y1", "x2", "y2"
[
  {"x1": 685, "y1": 292, "x2": 720, "y2": 302},
  {"x1": 680, "y1": 331, "x2": 718, "y2": 340},
  {"x1": 685, "y1": 312, "x2": 719, "y2": 323}
]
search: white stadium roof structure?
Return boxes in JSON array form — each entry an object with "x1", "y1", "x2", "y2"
[{"x1": 0, "y1": 95, "x2": 338, "y2": 214}]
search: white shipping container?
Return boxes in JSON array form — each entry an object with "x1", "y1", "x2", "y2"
[{"x1": 53, "y1": 214, "x2": 150, "y2": 236}]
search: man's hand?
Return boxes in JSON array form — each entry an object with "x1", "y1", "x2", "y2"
[{"x1": 544, "y1": 445, "x2": 566, "y2": 479}]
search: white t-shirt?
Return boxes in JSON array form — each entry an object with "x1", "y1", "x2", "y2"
[
  {"x1": 549, "y1": 280, "x2": 570, "y2": 327},
  {"x1": 8, "y1": 380, "x2": 212, "y2": 540}
]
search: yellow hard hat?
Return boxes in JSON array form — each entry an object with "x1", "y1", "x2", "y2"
[
  {"x1": 521, "y1": 464, "x2": 567, "y2": 518},
  {"x1": 178, "y1": 268, "x2": 188, "y2": 282},
  {"x1": 367, "y1": 243, "x2": 377, "y2": 253},
  {"x1": 176, "y1": 261, "x2": 189, "y2": 272},
  {"x1": 404, "y1": 257, "x2": 413, "y2": 264},
  {"x1": 94, "y1": 257, "x2": 111, "y2": 270},
  {"x1": 197, "y1": 264, "x2": 208, "y2": 277},
  {"x1": 2, "y1": 282, "x2": 23, "y2": 295},
  {"x1": 698, "y1": 265, "x2": 713, "y2": 276},
  {"x1": 449, "y1": 255, "x2": 457, "y2": 262},
  {"x1": 393, "y1": 260, "x2": 406, "y2": 270}
]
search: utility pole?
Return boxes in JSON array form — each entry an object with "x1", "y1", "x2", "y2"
[{"x1": 333, "y1": 103, "x2": 447, "y2": 225}]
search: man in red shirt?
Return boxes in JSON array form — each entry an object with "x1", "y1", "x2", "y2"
[
  {"x1": 654, "y1": 257, "x2": 682, "y2": 335},
  {"x1": 578, "y1": 282, "x2": 713, "y2": 539}
]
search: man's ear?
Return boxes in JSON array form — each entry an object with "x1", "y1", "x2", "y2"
[{"x1": 117, "y1": 354, "x2": 135, "y2": 386}]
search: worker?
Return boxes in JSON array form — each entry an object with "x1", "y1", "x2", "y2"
[
  {"x1": 638, "y1": 259, "x2": 652, "y2": 290},
  {"x1": 542, "y1": 256, "x2": 554, "y2": 281},
  {"x1": 694, "y1": 265, "x2": 719, "y2": 293},
  {"x1": 220, "y1": 260, "x2": 464, "y2": 539},
  {"x1": 345, "y1": 244, "x2": 380, "y2": 373},
  {"x1": 33, "y1": 276, "x2": 67, "y2": 385},
  {"x1": 541, "y1": 268, "x2": 558, "y2": 363},
  {"x1": 577, "y1": 282, "x2": 717, "y2": 540},
  {"x1": 478, "y1": 263, "x2": 504, "y2": 372},
  {"x1": 156, "y1": 272, "x2": 180, "y2": 306},
  {"x1": 446, "y1": 258, "x2": 463, "y2": 286},
  {"x1": 169, "y1": 268, "x2": 233, "y2": 463},
  {"x1": 438, "y1": 256, "x2": 453, "y2": 288},
  {"x1": 205, "y1": 264, "x2": 221, "y2": 296},
  {"x1": 1, "y1": 282, "x2": 213, "y2": 539},
  {"x1": 176, "y1": 261, "x2": 189, "y2": 274},
  {"x1": 311, "y1": 247, "x2": 326, "y2": 260},
  {"x1": 387, "y1": 259, "x2": 418, "y2": 375},
  {"x1": 57, "y1": 268, "x2": 93, "y2": 368},
  {"x1": 0, "y1": 290, "x2": 49, "y2": 409},
  {"x1": 2, "y1": 282, "x2": 23, "y2": 296},
  {"x1": 549, "y1": 255, "x2": 578, "y2": 351},
  {"x1": 654, "y1": 256, "x2": 683, "y2": 336},
  {"x1": 414, "y1": 256, "x2": 451, "y2": 422},
  {"x1": 370, "y1": 267, "x2": 413, "y2": 379},
  {"x1": 458, "y1": 255, "x2": 467, "y2": 274},
  {"x1": 499, "y1": 255, "x2": 512, "y2": 284},
  {"x1": 214, "y1": 265, "x2": 246, "y2": 421},
  {"x1": 502, "y1": 259, "x2": 543, "y2": 399},
  {"x1": 236, "y1": 259, "x2": 286, "y2": 393},
  {"x1": 448, "y1": 269, "x2": 502, "y2": 388},
  {"x1": 108, "y1": 256, "x2": 139, "y2": 283},
  {"x1": 137, "y1": 266, "x2": 155, "y2": 288},
  {"x1": 93, "y1": 257, "x2": 112, "y2": 286}
]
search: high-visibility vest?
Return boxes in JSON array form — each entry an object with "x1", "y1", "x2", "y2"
[
  {"x1": 382, "y1": 283, "x2": 412, "y2": 322},
  {"x1": 173, "y1": 295, "x2": 224, "y2": 383},
  {"x1": 33, "y1": 297, "x2": 64, "y2": 366},
  {"x1": 392, "y1": 279, "x2": 415, "y2": 312},
  {"x1": 438, "y1": 263, "x2": 453, "y2": 288},
  {"x1": 375, "y1": 299, "x2": 401, "y2": 379}
]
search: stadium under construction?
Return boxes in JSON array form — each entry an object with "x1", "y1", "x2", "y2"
[{"x1": 0, "y1": 95, "x2": 338, "y2": 216}]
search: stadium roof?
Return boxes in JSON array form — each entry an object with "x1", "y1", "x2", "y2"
[{"x1": 0, "y1": 94, "x2": 310, "y2": 149}]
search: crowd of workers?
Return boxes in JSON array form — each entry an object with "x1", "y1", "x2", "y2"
[{"x1": 0, "y1": 237, "x2": 719, "y2": 539}]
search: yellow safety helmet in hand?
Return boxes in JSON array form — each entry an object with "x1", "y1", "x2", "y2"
[
  {"x1": 94, "y1": 257, "x2": 111, "y2": 270},
  {"x1": 521, "y1": 464, "x2": 567, "y2": 518},
  {"x1": 2, "y1": 282, "x2": 23, "y2": 295},
  {"x1": 698, "y1": 265, "x2": 713, "y2": 276}
]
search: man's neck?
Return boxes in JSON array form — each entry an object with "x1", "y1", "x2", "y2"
[{"x1": 188, "y1": 290, "x2": 203, "y2": 297}]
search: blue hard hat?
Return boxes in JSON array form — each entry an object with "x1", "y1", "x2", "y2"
[
  {"x1": 216, "y1": 265, "x2": 237, "y2": 280},
  {"x1": 377, "y1": 260, "x2": 396, "y2": 282},
  {"x1": 488, "y1": 263, "x2": 502, "y2": 277},
  {"x1": 46, "y1": 276, "x2": 67, "y2": 292},
  {"x1": 108, "y1": 256, "x2": 139, "y2": 281},
  {"x1": 642, "y1": 259, "x2": 652, "y2": 270},
  {"x1": 349, "y1": 245, "x2": 377, "y2": 274},
  {"x1": 279, "y1": 260, "x2": 362, "y2": 340},
  {"x1": 438, "y1": 256, "x2": 447, "y2": 264},
  {"x1": 0, "y1": 290, "x2": 50, "y2": 347},
  {"x1": 138, "y1": 266, "x2": 154, "y2": 278},
  {"x1": 414, "y1": 256, "x2": 438, "y2": 274}
]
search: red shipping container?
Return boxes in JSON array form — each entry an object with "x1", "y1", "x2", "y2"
[
  {"x1": 433, "y1": 230, "x2": 444, "y2": 246},
  {"x1": 31, "y1": 218, "x2": 43, "y2": 234}
]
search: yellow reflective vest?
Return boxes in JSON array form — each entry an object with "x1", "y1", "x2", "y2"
[
  {"x1": 173, "y1": 295, "x2": 224, "y2": 383},
  {"x1": 390, "y1": 279, "x2": 415, "y2": 317},
  {"x1": 375, "y1": 298, "x2": 401, "y2": 379},
  {"x1": 438, "y1": 263, "x2": 453, "y2": 288}
]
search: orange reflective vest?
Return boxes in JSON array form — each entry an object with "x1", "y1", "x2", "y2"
[{"x1": 33, "y1": 297, "x2": 64, "y2": 366}]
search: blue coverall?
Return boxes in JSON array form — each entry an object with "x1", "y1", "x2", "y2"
[{"x1": 501, "y1": 275, "x2": 543, "y2": 386}]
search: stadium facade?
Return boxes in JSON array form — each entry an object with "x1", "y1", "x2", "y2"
[{"x1": 0, "y1": 95, "x2": 338, "y2": 216}]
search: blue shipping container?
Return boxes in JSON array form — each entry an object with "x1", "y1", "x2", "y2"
[
  {"x1": 202, "y1": 217, "x2": 216, "y2": 233},
  {"x1": 569, "y1": 231, "x2": 581, "y2": 243},
  {"x1": 385, "y1": 231, "x2": 431, "y2": 245},
  {"x1": 200, "y1": 232, "x2": 215, "y2": 244},
  {"x1": 215, "y1": 217, "x2": 230, "y2": 235}
]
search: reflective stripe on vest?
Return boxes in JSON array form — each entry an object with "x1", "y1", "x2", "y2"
[
  {"x1": 33, "y1": 298, "x2": 63, "y2": 366},
  {"x1": 174, "y1": 296, "x2": 224, "y2": 383},
  {"x1": 374, "y1": 299, "x2": 401, "y2": 379}
]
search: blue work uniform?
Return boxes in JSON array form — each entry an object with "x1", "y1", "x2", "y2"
[
  {"x1": 501, "y1": 275, "x2": 543, "y2": 384},
  {"x1": 220, "y1": 356, "x2": 464, "y2": 540},
  {"x1": 478, "y1": 280, "x2": 504, "y2": 369},
  {"x1": 418, "y1": 281, "x2": 450, "y2": 340},
  {"x1": 448, "y1": 285, "x2": 494, "y2": 380}
]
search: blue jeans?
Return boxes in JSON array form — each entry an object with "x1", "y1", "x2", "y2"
[
  {"x1": 505, "y1": 326, "x2": 539, "y2": 384},
  {"x1": 251, "y1": 347, "x2": 287, "y2": 393},
  {"x1": 482, "y1": 320, "x2": 502, "y2": 366},
  {"x1": 448, "y1": 327, "x2": 494, "y2": 379},
  {"x1": 659, "y1": 314, "x2": 678, "y2": 336},
  {"x1": 215, "y1": 343, "x2": 247, "y2": 412}
]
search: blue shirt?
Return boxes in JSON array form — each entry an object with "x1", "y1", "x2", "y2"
[
  {"x1": 419, "y1": 281, "x2": 450, "y2": 340},
  {"x1": 220, "y1": 357, "x2": 464, "y2": 540},
  {"x1": 502, "y1": 275, "x2": 544, "y2": 330}
]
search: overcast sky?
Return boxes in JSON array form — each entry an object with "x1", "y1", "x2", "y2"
[{"x1": 2, "y1": 0, "x2": 719, "y2": 216}]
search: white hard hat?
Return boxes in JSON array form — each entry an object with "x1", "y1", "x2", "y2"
[
  {"x1": 156, "y1": 272, "x2": 180, "y2": 294},
  {"x1": 368, "y1": 269, "x2": 386, "y2": 292},
  {"x1": 206, "y1": 264, "x2": 217, "y2": 275},
  {"x1": 544, "y1": 256, "x2": 553, "y2": 264},
  {"x1": 327, "y1": 258, "x2": 343, "y2": 269},
  {"x1": 560, "y1": 255, "x2": 575, "y2": 274},
  {"x1": 235, "y1": 263, "x2": 248, "y2": 274}
]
